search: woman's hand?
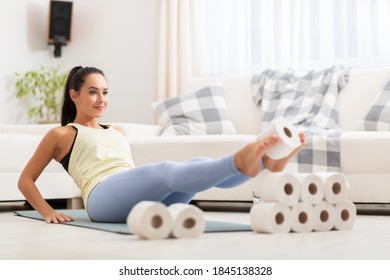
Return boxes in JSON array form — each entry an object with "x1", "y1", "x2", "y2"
[
  {"x1": 42, "y1": 210, "x2": 74, "y2": 224},
  {"x1": 263, "y1": 131, "x2": 306, "y2": 172}
]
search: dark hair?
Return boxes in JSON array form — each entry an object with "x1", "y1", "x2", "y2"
[{"x1": 61, "y1": 66, "x2": 105, "y2": 126}]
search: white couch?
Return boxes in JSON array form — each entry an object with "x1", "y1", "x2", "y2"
[{"x1": 1, "y1": 67, "x2": 390, "y2": 208}]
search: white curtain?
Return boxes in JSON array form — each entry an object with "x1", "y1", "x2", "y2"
[
  {"x1": 157, "y1": 0, "x2": 195, "y2": 100},
  {"x1": 192, "y1": 0, "x2": 390, "y2": 76}
]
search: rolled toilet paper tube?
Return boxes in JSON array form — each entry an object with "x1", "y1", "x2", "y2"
[
  {"x1": 250, "y1": 202, "x2": 292, "y2": 234},
  {"x1": 257, "y1": 117, "x2": 301, "y2": 160},
  {"x1": 333, "y1": 200, "x2": 356, "y2": 230},
  {"x1": 313, "y1": 201, "x2": 336, "y2": 231},
  {"x1": 316, "y1": 172, "x2": 349, "y2": 203},
  {"x1": 168, "y1": 203, "x2": 205, "y2": 239},
  {"x1": 256, "y1": 173, "x2": 301, "y2": 206},
  {"x1": 290, "y1": 202, "x2": 315, "y2": 233},
  {"x1": 127, "y1": 201, "x2": 173, "y2": 240},
  {"x1": 296, "y1": 173, "x2": 325, "y2": 205}
]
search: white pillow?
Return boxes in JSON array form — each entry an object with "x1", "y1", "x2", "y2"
[
  {"x1": 356, "y1": 79, "x2": 390, "y2": 131},
  {"x1": 152, "y1": 85, "x2": 237, "y2": 136}
]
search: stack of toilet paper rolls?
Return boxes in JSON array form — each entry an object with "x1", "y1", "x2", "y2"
[
  {"x1": 250, "y1": 172, "x2": 357, "y2": 234},
  {"x1": 127, "y1": 201, "x2": 206, "y2": 240},
  {"x1": 252, "y1": 117, "x2": 356, "y2": 234}
]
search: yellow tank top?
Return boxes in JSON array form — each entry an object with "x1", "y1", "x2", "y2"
[{"x1": 67, "y1": 123, "x2": 135, "y2": 207}]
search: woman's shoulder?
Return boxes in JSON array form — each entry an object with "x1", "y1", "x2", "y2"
[{"x1": 44, "y1": 125, "x2": 76, "y2": 140}]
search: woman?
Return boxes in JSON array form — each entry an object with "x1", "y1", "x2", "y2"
[{"x1": 18, "y1": 66, "x2": 305, "y2": 224}]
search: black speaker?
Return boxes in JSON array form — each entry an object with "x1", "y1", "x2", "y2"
[{"x1": 48, "y1": 1, "x2": 73, "y2": 45}]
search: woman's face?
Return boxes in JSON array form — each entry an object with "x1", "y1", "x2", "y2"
[{"x1": 71, "y1": 73, "x2": 108, "y2": 120}]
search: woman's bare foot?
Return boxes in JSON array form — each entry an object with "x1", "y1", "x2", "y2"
[
  {"x1": 233, "y1": 135, "x2": 279, "y2": 177},
  {"x1": 263, "y1": 131, "x2": 306, "y2": 172}
]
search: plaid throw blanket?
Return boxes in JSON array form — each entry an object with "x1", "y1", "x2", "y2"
[{"x1": 252, "y1": 65, "x2": 349, "y2": 172}]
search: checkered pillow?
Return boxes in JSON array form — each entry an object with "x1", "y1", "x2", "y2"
[
  {"x1": 357, "y1": 79, "x2": 390, "y2": 131},
  {"x1": 152, "y1": 85, "x2": 237, "y2": 136}
]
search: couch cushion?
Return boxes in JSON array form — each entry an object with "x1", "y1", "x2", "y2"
[
  {"x1": 340, "y1": 131, "x2": 390, "y2": 173},
  {"x1": 130, "y1": 134, "x2": 256, "y2": 165},
  {"x1": 152, "y1": 85, "x2": 237, "y2": 136},
  {"x1": 107, "y1": 122, "x2": 162, "y2": 140},
  {"x1": 1, "y1": 172, "x2": 76, "y2": 200},
  {"x1": 0, "y1": 124, "x2": 57, "y2": 135},
  {"x1": 0, "y1": 133, "x2": 65, "y2": 172}
]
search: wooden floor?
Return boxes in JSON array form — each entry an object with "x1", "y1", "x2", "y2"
[{"x1": 1, "y1": 202, "x2": 390, "y2": 260}]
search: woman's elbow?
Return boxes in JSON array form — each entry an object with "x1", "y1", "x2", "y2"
[{"x1": 17, "y1": 174, "x2": 32, "y2": 192}]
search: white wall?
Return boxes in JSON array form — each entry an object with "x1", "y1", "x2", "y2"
[{"x1": 0, "y1": 0, "x2": 158, "y2": 124}]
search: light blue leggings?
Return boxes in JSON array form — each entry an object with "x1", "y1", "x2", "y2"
[{"x1": 87, "y1": 154, "x2": 250, "y2": 222}]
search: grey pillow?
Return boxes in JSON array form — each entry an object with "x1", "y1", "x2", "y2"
[
  {"x1": 152, "y1": 85, "x2": 237, "y2": 136},
  {"x1": 357, "y1": 79, "x2": 390, "y2": 131}
]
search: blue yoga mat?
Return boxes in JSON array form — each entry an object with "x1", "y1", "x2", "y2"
[{"x1": 14, "y1": 209, "x2": 252, "y2": 234}]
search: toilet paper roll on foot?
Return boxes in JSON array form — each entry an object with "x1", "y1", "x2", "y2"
[
  {"x1": 127, "y1": 201, "x2": 173, "y2": 240},
  {"x1": 257, "y1": 118, "x2": 301, "y2": 160},
  {"x1": 168, "y1": 203, "x2": 205, "y2": 239},
  {"x1": 316, "y1": 172, "x2": 349, "y2": 203},
  {"x1": 333, "y1": 200, "x2": 357, "y2": 230},
  {"x1": 256, "y1": 173, "x2": 301, "y2": 206},
  {"x1": 296, "y1": 173, "x2": 324, "y2": 205},
  {"x1": 313, "y1": 201, "x2": 336, "y2": 231},
  {"x1": 290, "y1": 202, "x2": 315, "y2": 233},
  {"x1": 250, "y1": 202, "x2": 292, "y2": 234}
]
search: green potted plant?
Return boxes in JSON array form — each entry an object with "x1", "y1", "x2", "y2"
[{"x1": 14, "y1": 65, "x2": 68, "y2": 123}]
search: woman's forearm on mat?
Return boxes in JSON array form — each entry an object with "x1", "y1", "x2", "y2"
[{"x1": 18, "y1": 179, "x2": 54, "y2": 216}]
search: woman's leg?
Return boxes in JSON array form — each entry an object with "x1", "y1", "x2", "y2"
[
  {"x1": 160, "y1": 156, "x2": 253, "y2": 205},
  {"x1": 87, "y1": 154, "x2": 243, "y2": 222},
  {"x1": 180, "y1": 156, "x2": 251, "y2": 188},
  {"x1": 161, "y1": 192, "x2": 196, "y2": 205},
  {"x1": 87, "y1": 136, "x2": 277, "y2": 222}
]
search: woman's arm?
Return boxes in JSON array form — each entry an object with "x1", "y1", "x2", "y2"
[{"x1": 18, "y1": 127, "x2": 73, "y2": 224}]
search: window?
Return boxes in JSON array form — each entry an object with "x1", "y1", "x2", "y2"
[{"x1": 192, "y1": 0, "x2": 390, "y2": 76}]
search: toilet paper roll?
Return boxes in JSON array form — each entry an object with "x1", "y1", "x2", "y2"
[
  {"x1": 296, "y1": 173, "x2": 325, "y2": 205},
  {"x1": 313, "y1": 201, "x2": 336, "y2": 231},
  {"x1": 250, "y1": 202, "x2": 292, "y2": 234},
  {"x1": 333, "y1": 200, "x2": 356, "y2": 230},
  {"x1": 257, "y1": 117, "x2": 301, "y2": 160},
  {"x1": 256, "y1": 173, "x2": 301, "y2": 206},
  {"x1": 127, "y1": 201, "x2": 173, "y2": 240},
  {"x1": 316, "y1": 172, "x2": 349, "y2": 203},
  {"x1": 290, "y1": 202, "x2": 315, "y2": 233},
  {"x1": 168, "y1": 203, "x2": 205, "y2": 238}
]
